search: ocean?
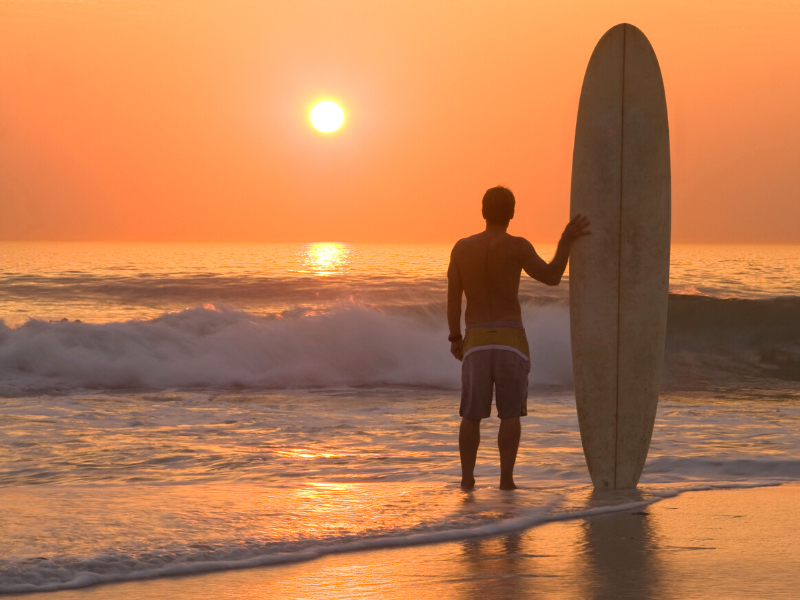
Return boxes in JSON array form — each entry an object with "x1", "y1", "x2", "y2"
[{"x1": 1, "y1": 241, "x2": 799, "y2": 593}]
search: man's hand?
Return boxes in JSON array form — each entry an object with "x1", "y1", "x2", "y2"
[
  {"x1": 450, "y1": 339, "x2": 464, "y2": 361},
  {"x1": 561, "y1": 214, "x2": 591, "y2": 244}
]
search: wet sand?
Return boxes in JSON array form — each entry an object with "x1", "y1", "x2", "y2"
[{"x1": 11, "y1": 484, "x2": 800, "y2": 600}]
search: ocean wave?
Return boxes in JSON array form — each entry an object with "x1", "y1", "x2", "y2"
[
  {"x1": 0, "y1": 295, "x2": 799, "y2": 394},
  {"x1": 0, "y1": 304, "x2": 572, "y2": 394},
  {"x1": 0, "y1": 306, "x2": 462, "y2": 393},
  {"x1": 0, "y1": 273, "x2": 447, "y2": 307},
  {"x1": 665, "y1": 294, "x2": 800, "y2": 385}
]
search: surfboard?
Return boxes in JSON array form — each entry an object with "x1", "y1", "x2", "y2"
[{"x1": 569, "y1": 23, "x2": 671, "y2": 489}]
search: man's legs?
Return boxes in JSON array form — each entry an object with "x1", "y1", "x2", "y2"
[
  {"x1": 459, "y1": 417, "x2": 481, "y2": 490},
  {"x1": 498, "y1": 416, "x2": 520, "y2": 490}
]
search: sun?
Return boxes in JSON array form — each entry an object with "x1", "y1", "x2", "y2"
[{"x1": 310, "y1": 101, "x2": 344, "y2": 133}]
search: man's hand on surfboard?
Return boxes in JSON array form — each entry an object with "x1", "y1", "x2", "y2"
[{"x1": 562, "y1": 214, "x2": 591, "y2": 244}]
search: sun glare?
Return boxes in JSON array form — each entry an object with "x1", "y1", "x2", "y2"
[
  {"x1": 310, "y1": 101, "x2": 344, "y2": 133},
  {"x1": 298, "y1": 242, "x2": 352, "y2": 276}
]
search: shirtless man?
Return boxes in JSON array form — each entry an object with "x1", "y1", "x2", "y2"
[{"x1": 447, "y1": 186, "x2": 590, "y2": 490}]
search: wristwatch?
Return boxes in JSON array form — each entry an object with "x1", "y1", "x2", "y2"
[{"x1": 448, "y1": 333, "x2": 463, "y2": 342}]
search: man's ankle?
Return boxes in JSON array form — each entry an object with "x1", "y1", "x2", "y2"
[{"x1": 499, "y1": 476, "x2": 517, "y2": 490}]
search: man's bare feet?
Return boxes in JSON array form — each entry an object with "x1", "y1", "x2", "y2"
[
  {"x1": 461, "y1": 477, "x2": 475, "y2": 491},
  {"x1": 499, "y1": 478, "x2": 517, "y2": 490}
]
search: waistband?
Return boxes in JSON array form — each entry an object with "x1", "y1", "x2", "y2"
[
  {"x1": 466, "y1": 320, "x2": 524, "y2": 329},
  {"x1": 462, "y1": 327, "x2": 529, "y2": 360}
]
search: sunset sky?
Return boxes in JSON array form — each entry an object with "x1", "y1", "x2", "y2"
[{"x1": 1, "y1": 0, "x2": 799, "y2": 243}]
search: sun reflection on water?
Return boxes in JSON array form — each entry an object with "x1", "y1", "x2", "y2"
[
  {"x1": 273, "y1": 449, "x2": 348, "y2": 460},
  {"x1": 271, "y1": 446, "x2": 381, "y2": 461},
  {"x1": 298, "y1": 243, "x2": 352, "y2": 276}
]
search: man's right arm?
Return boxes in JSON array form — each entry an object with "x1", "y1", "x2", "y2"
[
  {"x1": 521, "y1": 214, "x2": 591, "y2": 286},
  {"x1": 447, "y1": 244, "x2": 464, "y2": 361}
]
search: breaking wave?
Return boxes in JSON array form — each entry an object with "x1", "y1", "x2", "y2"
[
  {"x1": 1, "y1": 295, "x2": 799, "y2": 394},
  {"x1": 0, "y1": 304, "x2": 570, "y2": 394}
]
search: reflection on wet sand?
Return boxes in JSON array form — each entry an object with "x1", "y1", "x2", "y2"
[
  {"x1": 450, "y1": 491, "x2": 659, "y2": 600},
  {"x1": 456, "y1": 491, "x2": 539, "y2": 598},
  {"x1": 2, "y1": 478, "x2": 667, "y2": 599},
  {"x1": 27, "y1": 486, "x2": 800, "y2": 600},
  {"x1": 459, "y1": 534, "x2": 528, "y2": 600},
  {"x1": 453, "y1": 489, "x2": 661, "y2": 600},
  {"x1": 579, "y1": 491, "x2": 661, "y2": 600}
]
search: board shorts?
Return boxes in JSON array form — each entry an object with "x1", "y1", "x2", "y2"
[{"x1": 460, "y1": 323, "x2": 531, "y2": 420}]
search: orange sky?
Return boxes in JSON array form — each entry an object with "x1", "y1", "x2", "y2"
[{"x1": 1, "y1": 0, "x2": 799, "y2": 243}]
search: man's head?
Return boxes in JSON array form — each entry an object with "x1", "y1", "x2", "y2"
[{"x1": 482, "y1": 186, "x2": 515, "y2": 227}]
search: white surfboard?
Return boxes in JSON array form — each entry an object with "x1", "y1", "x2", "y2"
[{"x1": 569, "y1": 23, "x2": 671, "y2": 489}]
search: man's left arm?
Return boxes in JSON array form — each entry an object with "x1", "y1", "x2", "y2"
[{"x1": 447, "y1": 246, "x2": 464, "y2": 361}]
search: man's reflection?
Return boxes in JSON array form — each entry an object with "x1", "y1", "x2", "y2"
[
  {"x1": 454, "y1": 491, "x2": 661, "y2": 600},
  {"x1": 459, "y1": 534, "x2": 528, "y2": 600}
]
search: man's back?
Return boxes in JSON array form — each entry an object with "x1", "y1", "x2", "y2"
[{"x1": 450, "y1": 231, "x2": 527, "y2": 325}]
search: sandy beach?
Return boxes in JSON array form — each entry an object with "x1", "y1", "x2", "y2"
[{"x1": 9, "y1": 483, "x2": 798, "y2": 600}]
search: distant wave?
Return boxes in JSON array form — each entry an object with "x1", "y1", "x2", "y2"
[
  {"x1": 0, "y1": 273, "x2": 447, "y2": 307},
  {"x1": 1, "y1": 295, "x2": 799, "y2": 394},
  {"x1": 665, "y1": 294, "x2": 800, "y2": 385}
]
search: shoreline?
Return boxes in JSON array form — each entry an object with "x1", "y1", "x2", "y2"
[{"x1": 5, "y1": 482, "x2": 800, "y2": 598}]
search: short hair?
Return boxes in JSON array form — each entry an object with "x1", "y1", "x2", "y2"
[{"x1": 482, "y1": 186, "x2": 515, "y2": 226}]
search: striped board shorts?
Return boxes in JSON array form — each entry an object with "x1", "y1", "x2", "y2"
[{"x1": 460, "y1": 324, "x2": 530, "y2": 420}]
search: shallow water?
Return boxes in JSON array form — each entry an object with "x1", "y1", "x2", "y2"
[
  {"x1": 2, "y1": 391, "x2": 800, "y2": 592},
  {"x1": 18, "y1": 486, "x2": 793, "y2": 600}
]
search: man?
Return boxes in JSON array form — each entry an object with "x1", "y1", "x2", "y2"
[{"x1": 447, "y1": 186, "x2": 590, "y2": 490}]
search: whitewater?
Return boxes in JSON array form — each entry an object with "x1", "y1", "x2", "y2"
[{"x1": 1, "y1": 242, "x2": 799, "y2": 593}]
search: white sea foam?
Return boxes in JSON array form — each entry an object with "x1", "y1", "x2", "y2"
[
  {"x1": 3, "y1": 295, "x2": 800, "y2": 394},
  {"x1": 0, "y1": 305, "x2": 574, "y2": 394}
]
